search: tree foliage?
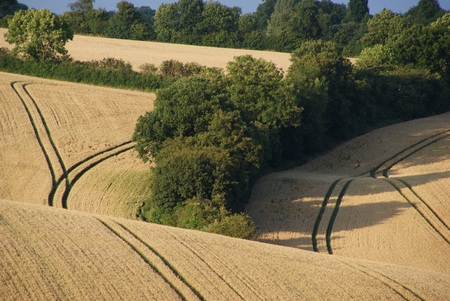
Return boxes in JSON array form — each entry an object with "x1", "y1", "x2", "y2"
[
  {"x1": 5, "y1": 9, "x2": 73, "y2": 62},
  {"x1": 133, "y1": 55, "x2": 304, "y2": 237},
  {"x1": 346, "y1": 0, "x2": 369, "y2": 23},
  {"x1": 405, "y1": 0, "x2": 445, "y2": 25}
]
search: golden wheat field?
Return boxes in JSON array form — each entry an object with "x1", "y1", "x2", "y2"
[
  {"x1": 0, "y1": 28, "x2": 292, "y2": 72},
  {"x1": 0, "y1": 72, "x2": 154, "y2": 218},
  {"x1": 1, "y1": 199, "x2": 449, "y2": 300},
  {"x1": 1, "y1": 30, "x2": 450, "y2": 299},
  {"x1": 246, "y1": 112, "x2": 450, "y2": 274}
]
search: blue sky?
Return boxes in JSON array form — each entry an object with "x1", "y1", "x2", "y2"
[{"x1": 19, "y1": 0, "x2": 450, "y2": 15}]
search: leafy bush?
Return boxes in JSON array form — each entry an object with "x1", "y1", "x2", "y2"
[
  {"x1": 206, "y1": 213, "x2": 257, "y2": 239},
  {"x1": 134, "y1": 55, "x2": 305, "y2": 236}
]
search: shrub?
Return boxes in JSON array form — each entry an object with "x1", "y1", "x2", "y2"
[{"x1": 206, "y1": 213, "x2": 257, "y2": 239}]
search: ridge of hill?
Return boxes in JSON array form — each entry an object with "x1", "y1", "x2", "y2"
[{"x1": 1, "y1": 198, "x2": 449, "y2": 300}]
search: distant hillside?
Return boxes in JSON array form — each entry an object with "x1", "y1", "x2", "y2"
[{"x1": 0, "y1": 28, "x2": 292, "y2": 72}]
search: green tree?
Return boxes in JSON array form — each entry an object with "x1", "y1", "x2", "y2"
[
  {"x1": 226, "y1": 55, "x2": 302, "y2": 163},
  {"x1": 287, "y1": 40, "x2": 358, "y2": 152},
  {"x1": 107, "y1": 1, "x2": 151, "y2": 40},
  {"x1": 266, "y1": 0, "x2": 299, "y2": 50},
  {"x1": 5, "y1": 9, "x2": 73, "y2": 61},
  {"x1": 362, "y1": 9, "x2": 409, "y2": 47},
  {"x1": 198, "y1": 2, "x2": 240, "y2": 47},
  {"x1": 227, "y1": 55, "x2": 301, "y2": 131},
  {"x1": 346, "y1": 0, "x2": 369, "y2": 23},
  {"x1": 177, "y1": 0, "x2": 204, "y2": 44},
  {"x1": 133, "y1": 76, "x2": 226, "y2": 160},
  {"x1": 254, "y1": 0, "x2": 277, "y2": 30},
  {"x1": 153, "y1": 3, "x2": 179, "y2": 42},
  {"x1": 389, "y1": 13, "x2": 450, "y2": 80},
  {"x1": 67, "y1": 0, "x2": 95, "y2": 34},
  {"x1": 405, "y1": 0, "x2": 445, "y2": 25},
  {"x1": 0, "y1": 0, "x2": 28, "y2": 19}
]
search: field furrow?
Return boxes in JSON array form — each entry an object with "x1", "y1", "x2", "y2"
[
  {"x1": 326, "y1": 178, "x2": 450, "y2": 272},
  {"x1": 247, "y1": 111, "x2": 450, "y2": 274},
  {"x1": 0, "y1": 199, "x2": 185, "y2": 300},
  {"x1": 1, "y1": 72, "x2": 154, "y2": 217},
  {"x1": 0, "y1": 77, "x2": 53, "y2": 204},
  {"x1": 66, "y1": 149, "x2": 152, "y2": 218},
  {"x1": 370, "y1": 131, "x2": 450, "y2": 178},
  {"x1": 10, "y1": 82, "x2": 61, "y2": 205},
  {"x1": 95, "y1": 219, "x2": 185, "y2": 300},
  {"x1": 343, "y1": 261, "x2": 424, "y2": 301},
  {"x1": 385, "y1": 178, "x2": 450, "y2": 244},
  {"x1": 2, "y1": 199, "x2": 449, "y2": 300}
]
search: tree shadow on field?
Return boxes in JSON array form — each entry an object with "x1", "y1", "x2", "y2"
[{"x1": 246, "y1": 169, "x2": 450, "y2": 251}]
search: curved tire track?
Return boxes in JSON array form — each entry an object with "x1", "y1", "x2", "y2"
[
  {"x1": 342, "y1": 261, "x2": 424, "y2": 301},
  {"x1": 11, "y1": 82, "x2": 61, "y2": 206},
  {"x1": 313, "y1": 130, "x2": 450, "y2": 254},
  {"x1": 384, "y1": 178, "x2": 450, "y2": 245},
  {"x1": 12, "y1": 81, "x2": 138, "y2": 209},
  {"x1": 370, "y1": 130, "x2": 450, "y2": 178},
  {"x1": 117, "y1": 223, "x2": 205, "y2": 301},
  {"x1": 95, "y1": 218, "x2": 191, "y2": 301},
  {"x1": 55, "y1": 142, "x2": 135, "y2": 209}
]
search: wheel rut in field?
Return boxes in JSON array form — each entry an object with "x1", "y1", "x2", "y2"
[
  {"x1": 384, "y1": 178, "x2": 450, "y2": 245},
  {"x1": 11, "y1": 81, "x2": 137, "y2": 209},
  {"x1": 95, "y1": 218, "x2": 201, "y2": 301},
  {"x1": 57, "y1": 142, "x2": 135, "y2": 209},
  {"x1": 312, "y1": 129, "x2": 450, "y2": 254},
  {"x1": 162, "y1": 229, "x2": 246, "y2": 300},
  {"x1": 342, "y1": 261, "x2": 425, "y2": 301},
  {"x1": 11, "y1": 82, "x2": 62, "y2": 206}
]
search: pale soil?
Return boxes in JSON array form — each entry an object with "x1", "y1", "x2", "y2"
[
  {"x1": 1, "y1": 199, "x2": 448, "y2": 300},
  {"x1": 246, "y1": 112, "x2": 450, "y2": 273},
  {"x1": 0, "y1": 72, "x2": 154, "y2": 217},
  {"x1": 0, "y1": 28, "x2": 292, "y2": 72}
]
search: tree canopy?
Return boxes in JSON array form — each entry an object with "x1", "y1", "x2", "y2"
[{"x1": 5, "y1": 9, "x2": 73, "y2": 61}]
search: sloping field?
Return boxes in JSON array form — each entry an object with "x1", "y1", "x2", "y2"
[
  {"x1": 0, "y1": 28, "x2": 292, "y2": 72},
  {"x1": 1, "y1": 198, "x2": 449, "y2": 300},
  {"x1": 246, "y1": 112, "x2": 450, "y2": 273},
  {"x1": 0, "y1": 72, "x2": 154, "y2": 218}
]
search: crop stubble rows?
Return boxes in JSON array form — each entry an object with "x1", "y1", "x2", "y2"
[
  {"x1": 313, "y1": 128, "x2": 450, "y2": 259},
  {"x1": 1, "y1": 73, "x2": 154, "y2": 217}
]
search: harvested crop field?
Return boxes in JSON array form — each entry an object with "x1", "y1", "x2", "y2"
[
  {"x1": 1, "y1": 28, "x2": 449, "y2": 299},
  {"x1": 246, "y1": 112, "x2": 450, "y2": 273},
  {"x1": 0, "y1": 28, "x2": 292, "y2": 72},
  {"x1": 0, "y1": 72, "x2": 154, "y2": 218},
  {"x1": 1, "y1": 198, "x2": 449, "y2": 300}
]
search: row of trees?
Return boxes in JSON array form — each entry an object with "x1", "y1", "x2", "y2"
[{"x1": 2, "y1": 0, "x2": 447, "y2": 54}]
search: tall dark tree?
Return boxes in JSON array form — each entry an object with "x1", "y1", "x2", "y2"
[
  {"x1": 67, "y1": 0, "x2": 95, "y2": 34},
  {"x1": 108, "y1": 1, "x2": 151, "y2": 40},
  {"x1": 198, "y1": 2, "x2": 240, "y2": 47},
  {"x1": 68, "y1": 0, "x2": 94, "y2": 13},
  {"x1": 154, "y1": 3, "x2": 179, "y2": 42},
  {"x1": 254, "y1": 0, "x2": 277, "y2": 30},
  {"x1": 346, "y1": 0, "x2": 369, "y2": 23},
  {"x1": 0, "y1": 0, "x2": 27, "y2": 19},
  {"x1": 177, "y1": 0, "x2": 204, "y2": 44},
  {"x1": 405, "y1": 0, "x2": 445, "y2": 25}
]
